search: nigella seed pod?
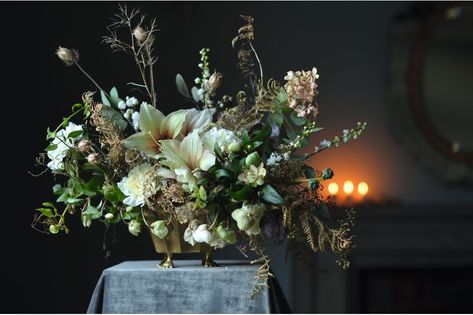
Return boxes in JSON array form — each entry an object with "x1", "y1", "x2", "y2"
[
  {"x1": 49, "y1": 224, "x2": 60, "y2": 234},
  {"x1": 86, "y1": 153, "x2": 100, "y2": 165},
  {"x1": 56, "y1": 46, "x2": 79, "y2": 66},
  {"x1": 77, "y1": 140, "x2": 91, "y2": 153},
  {"x1": 133, "y1": 26, "x2": 147, "y2": 43}
]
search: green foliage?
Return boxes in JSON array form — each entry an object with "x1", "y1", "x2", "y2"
[{"x1": 261, "y1": 184, "x2": 285, "y2": 205}]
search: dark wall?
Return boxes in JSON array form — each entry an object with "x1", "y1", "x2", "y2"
[{"x1": 4, "y1": 1, "x2": 471, "y2": 313}]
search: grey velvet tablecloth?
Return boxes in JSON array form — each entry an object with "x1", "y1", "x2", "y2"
[{"x1": 87, "y1": 260, "x2": 290, "y2": 314}]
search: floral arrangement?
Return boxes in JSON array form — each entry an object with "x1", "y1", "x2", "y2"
[{"x1": 32, "y1": 6, "x2": 366, "y2": 297}]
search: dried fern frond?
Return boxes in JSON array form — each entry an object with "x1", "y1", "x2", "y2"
[{"x1": 250, "y1": 245, "x2": 274, "y2": 299}]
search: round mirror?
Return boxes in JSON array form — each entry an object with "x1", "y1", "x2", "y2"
[
  {"x1": 389, "y1": 4, "x2": 473, "y2": 185},
  {"x1": 411, "y1": 4, "x2": 473, "y2": 165}
]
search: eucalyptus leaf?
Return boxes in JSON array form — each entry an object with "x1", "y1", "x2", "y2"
[
  {"x1": 101, "y1": 106, "x2": 128, "y2": 131},
  {"x1": 268, "y1": 112, "x2": 284, "y2": 126},
  {"x1": 100, "y1": 90, "x2": 111, "y2": 106},
  {"x1": 261, "y1": 184, "x2": 285, "y2": 205},
  {"x1": 290, "y1": 111, "x2": 306, "y2": 126},
  {"x1": 191, "y1": 86, "x2": 201, "y2": 102},
  {"x1": 176, "y1": 74, "x2": 191, "y2": 98}
]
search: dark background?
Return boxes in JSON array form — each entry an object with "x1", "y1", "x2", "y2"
[{"x1": 3, "y1": 1, "x2": 473, "y2": 313}]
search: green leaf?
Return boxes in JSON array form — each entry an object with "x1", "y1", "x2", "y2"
[
  {"x1": 46, "y1": 127, "x2": 56, "y2": 140},
  {"x1": 304, "y1": 166, "x2": 315, "y2": 179},
  {"x1": 268, "y1": 112, "x2": 284, "y2": 126},
  {"x1": 109, "y1": 87, "x2": 121, "y2": 106},
  {"x1": 252, "y1": 125, "x2": 272, "y2": 143},
  {"x1": 103, "y1": 183, "x2": 125, "y2": 204},
  {"x1": 65, "y1": 197, "x2": 82, "y2": 204},
  {"x1": 272, "y1": 88, "x2": 288, "y2": 107},
  {"x1": 230, "y1": 185, "x2": 254, "y2": 202},
  {"x1": 216, "y1": 169, "x2": 231, "y2": 179},
  {"x1": 290, "y1": 111, "x2": 306, "y2": 126},
  {"x1": 196, "y1": 177, "x2": 209, "y2": 187},
  {"x1": 71, "y1": 103, "x2": 83, "y2": 111},
  {"x1": 261, "y1": 184, "x2": 285, "y2": 205},
  {"x1": 42, "y1": 202, "x2": 55, "y2": 208},
  {"x1": 287, "y1": 130, "x2": 298, "y2": 141},
  {"x1": 101, "y1": 106, "x2": 128, "y2": 131},
  {"x1": 101, "y1": 90, "x2": 111, "y2": 106},
  {"x1": 191, "y1": 86, "x2": 200, "y2": 103},
  {"x1": 242, "y1": 131, "x2": 250, "y2": 147},
  {"x1": 45, "y1": 143, "x2": 58, "y2": 151},
  {"x1": 85, "y1": 203, "x2": 101, "y2": 219},
  {"x1": 36, "y1": 208, "x2": 54, "y2": 218},
  {"x1": 176, "y1": 74, "x2": 191, "y2": 98},
  {"x1": 52, "y1": 184, "x2": 64, "y2": 195},
  {"x1": 68, "y1": 130, "x2": 83, "y2": 139}
]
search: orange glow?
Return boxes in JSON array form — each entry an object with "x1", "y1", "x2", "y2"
[
  {"x1": 328, "y1": 182, "x2": 339, "y2": 195},
  {"x1": 358, "y1": 182, "x2": 369, "y2": 196},
  {"x1": 343, "y1": 180, "x2": 354, "y2": 195}
]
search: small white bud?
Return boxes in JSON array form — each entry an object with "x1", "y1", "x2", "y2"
[
  {"x1": 118, "y1": 101, "x2": 127, "y2": 110},
  {"x1": 104, "y1": 213, "x2": 114, "y2": 220}
]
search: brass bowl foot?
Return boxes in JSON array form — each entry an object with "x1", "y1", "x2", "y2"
[
  {"x1": 202, "y1": 251, "x2": 217, "y2": 268},
  {"x1": 158, "y1": 253, "x2": 175, "y2": 268}
]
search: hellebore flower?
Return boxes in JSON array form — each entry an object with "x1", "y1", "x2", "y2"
[
  {"x1": 238, "y1": 163, "x2": 266, "y2": 187},
  {"x1": 183, "y1": 219, "x2": 201, "y2": 246},
  {"x1": 150, "y1": 220, "x2": 169, "y2": 239},
  {"x1": 231, "y1": 203, "x2": 266, "y2": 236},
  {"x1": 128, "y1": 219, "x2": 142, "y2": 237}
]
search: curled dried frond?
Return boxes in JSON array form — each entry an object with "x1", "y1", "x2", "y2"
[{"x1": 250, "y1": 245, "x2": 274, "y2": 299}]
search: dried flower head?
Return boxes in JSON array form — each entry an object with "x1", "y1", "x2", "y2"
[
  {"x1": 208, "y1": 71, "x2": 223, "y2": 93},
  {"x1": 133, "y1": 26, "x2": 147, "y2": 43},
  {"x1": 56, "y1": 46, "x2": 79, "y2": 66},
  {"x1": 284, "y1": 67, "x2": 319, "y2": 118}
]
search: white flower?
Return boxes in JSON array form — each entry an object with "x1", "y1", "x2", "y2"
[
  {"x1": 47, "y1": 122, "x2": 83, "y2": 171},
  {"x1": 104, "y1": 213, "x2": 114, "y2": 220},
  {"x1": 160, "y1": 130, "x2": 216, "y2": 192},
  {"x1": 126, "y1": 97, "x2": 138, "y2": 107},
  {"x1": 266, "y1": 152, "x2": 283, "y2": 166},
  {"x1": 123, "y1": 109, "x2": 132, "y2": 119},
  {"x1": 117, "y1": 163, "x2": 154, "y2": 207},
  {"x1": 193, "y1": 224, "x2": 213, "y2": 244},
  {"x1": 238, "y1": 163, "x2": 266, "y2": 187},
  {"x1": 231, "y1": 203, "x2": 266, "y2": 236},
  {"x1": 118, "y1": 101, "x2": 127, "y2": 110},
  {"x1": 131, "y1": 111, "x2": 140, "y2": 121},
  {"x1": 320, "y1": 139, "x2": 331, "y2": 148},
  {"x1": 128, "y1": 219, "x2": 142, "y2": 236},
  {"x1": 183, "y1": 219, "x2": 201, "y2": 246},
  {"x1": 150, "y1": 220, "x2": 168, "y2": 239},
  {"x1": 202, "y1": 127, "x2": 240, "y2": 153}
]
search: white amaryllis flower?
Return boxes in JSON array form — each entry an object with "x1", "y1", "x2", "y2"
[
  {"x1": 183, "y1": 219, "x2": 201, "y2": 246},
  {"x1": 238, "y1": 163, "x2": 267, "y2": 187},
  {"x1": 47, "y1": 122, "x2": 83, "y2": 171},
  {"x1": 202, "y1": 127, "x2": 240, "y2": 152},
  {"x1": 123, "y1": 104, "x2": 213, "y2": 159},
  {"x1": 117, "y1": 163, "x2": 154, "y2": 207},
  {"x1": 159, "y1": 130, "x2": 216, "y2": 192},
  {"x1": 231, "y1": 203, "x2": 266, "y2": 236}
]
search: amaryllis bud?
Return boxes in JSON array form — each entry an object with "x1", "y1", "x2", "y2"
[
  {"x1": 208, "y1": 71, "x2": 223, "y2": 92},
  {"x1": 133, "y1": 26, "x2": 147, "y2": 43},
  {"x1": 77, "y1": 140, "x2": 91, "y2": 153},
  {"x1": 86, "y1": 153, "x2": 100, "y2": 165},
  {"x1": 56, "y1": 46, "x2": 79, "y2": 66}
]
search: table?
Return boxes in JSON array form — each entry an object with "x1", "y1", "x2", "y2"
[{"x1": 87, "y1": 260, "x2": 291, "y2": 313}]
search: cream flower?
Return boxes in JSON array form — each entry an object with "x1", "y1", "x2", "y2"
[
  {"x1": 159, "y1": 130, "x2": 216, "y2": 192},
  {"x1": 202, "y1": 127, "x2": 240, "y2": 152},
  {"x1": 47, "y1": 122, "x2": 83, "y2": 171},
  {"x1": 128, "y1": 219, "x2": 142, "y2": 237},
  {"x1": 150, "y1": 220, "x2": 169, "y2": 239},
  {"x1": 183, "y1": 219, "x2": 201, "y2": 246},
  {"x1": 284, "y1": 67, "x2": 319, "y2": 118},
  {"x1": 117, "y1": 163, "x2": 154, "y2": 207},
  {"x1": 238, "y1": 162, "x2": 266, "y2": 187},
  {"x1": 231, "y1": 203, "x2": 266, "y2": 236},
  {"x1": 193, "y1": 224, "x2": 214, "y2": 244},
  {"x1": 123, "y1": 104, "x2": 213, "y2": 159}
]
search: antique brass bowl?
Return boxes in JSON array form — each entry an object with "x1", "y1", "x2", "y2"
[{"x1": 149, "y1": 219, "x2": 216, "y2": 268}]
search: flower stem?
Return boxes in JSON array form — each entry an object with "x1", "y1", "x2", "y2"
[{"x1": 74, "y1": 62, "x2": 110, "y2": 99}]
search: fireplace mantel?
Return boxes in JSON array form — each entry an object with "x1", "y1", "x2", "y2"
[{"x1": 291, "y1": 204, "x2": 473, "y2": 313}]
